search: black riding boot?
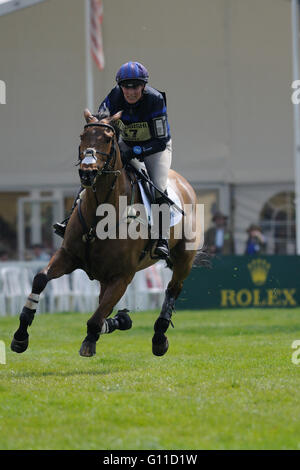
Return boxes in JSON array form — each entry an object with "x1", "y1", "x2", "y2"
[
  {"x1": 155, "y1": 238, "x2": 170, "y2": 259},
  {"x1": 153, "y1": 195, "x2": 170, "y2": 259},
  {"x1": 53, "y1": 187, "x2": 83, "y2": 238}
]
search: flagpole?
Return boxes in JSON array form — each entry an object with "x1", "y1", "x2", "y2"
[
  {"x1": 292, "y1": 0, "x2": 300, "y2": 254},
  {"x1": 85, "y1": 0, "x2": 94, "y2": 111}
]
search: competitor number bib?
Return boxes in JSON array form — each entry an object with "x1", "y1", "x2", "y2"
[{"x1": 116, "y1": 120, "x2": 151, "y2": 142}]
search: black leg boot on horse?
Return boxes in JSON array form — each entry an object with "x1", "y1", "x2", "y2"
[
  {"x1": 152, "y1": 289, "x2": 175, "y2": 356},
  {"x1": 53, "y1": 187, "x2": 83, "y2": 238},
  {"x1": 11, "y1": 272, "x2": 49, "y2": 353},
  {"x1": 79, "y1": 309, "x2": 133, "y2": 357}
]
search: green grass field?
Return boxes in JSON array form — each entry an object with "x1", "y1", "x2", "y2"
[{"x1": 1, "y1": 308, "x2": 300, "y2": 450}]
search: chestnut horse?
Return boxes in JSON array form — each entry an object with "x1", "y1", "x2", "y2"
[{"x1": 11, "y1": 110, "x2": 201, "y2": 357}]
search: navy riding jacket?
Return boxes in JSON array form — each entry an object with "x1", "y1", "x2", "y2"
[{"x1": 98, "y1": 85, "x2": 171, "y2": 158}]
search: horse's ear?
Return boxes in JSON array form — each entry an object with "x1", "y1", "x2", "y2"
[
  {"x1": 110, "y1": 111, "x2": 123, "y2": 122},
  {"x1": 84, "y1": 108, "x2": 98, "y2": 124}
]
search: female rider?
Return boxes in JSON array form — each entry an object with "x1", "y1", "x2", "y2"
[{"x1": 54, "y1": 61, "x2": 172, "y2": 259}]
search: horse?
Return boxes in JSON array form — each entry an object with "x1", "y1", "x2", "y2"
[{"x1": 11, "y1": 109, "x2": 201, "y2": 357}]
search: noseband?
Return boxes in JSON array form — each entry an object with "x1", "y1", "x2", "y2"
[{"x1": 78, "y1": 122, "x2": 121, "y2": 187}]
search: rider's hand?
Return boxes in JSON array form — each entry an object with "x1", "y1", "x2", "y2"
[{"x1": 132, "y1": 146, "x2": 144, "y2": 162}]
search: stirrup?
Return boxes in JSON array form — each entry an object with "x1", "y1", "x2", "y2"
[
  {"x1": 154, "y1": 239, "x2": 169, "y2": 259},
  {"x1": 53, "y1": 187, "x2": 83, "y2": 238}
]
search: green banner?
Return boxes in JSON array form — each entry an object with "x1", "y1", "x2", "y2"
[{"x1": 177, "y1": 255, "x2": 300, "y2": 309}]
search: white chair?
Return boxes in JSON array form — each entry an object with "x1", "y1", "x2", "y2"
[
  {"x1": 115, "y1": 284, "x2": 133, "y2": 311},
  {"x1": 71, "y1": 270, "x2": 100, "y2": 312},
  {"x1": 159, "y1": 262, "x2": 172, "y2": 290},
  {"x1": 71, "y1": 270, "x2": 89, "y2": 312},
  {"x1": 48, "y1": 275, "x2": 71, "y2": 312},
  {"x1": 0, "y1": 267, "x2": 25, "y2": 316},
  {"x1": 133, "y1": 263, "x2": 166, "y2": 311},
  {"x1": 0, "y1": 273, "x2": 6, "y2": 317},
  {"x1": 89, "y1": 279, "x2": 101, "y2": 311}
]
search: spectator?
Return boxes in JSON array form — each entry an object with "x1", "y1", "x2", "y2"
[
  {"x1": 245, "y1": 224, "x2": 266, "y2": 255},
  {"x1": 31, "y1": 244, "x2": 51, "y2": 262},
  {"x1": 205, "y1": 211, "x2": 235, "y2": 255}
]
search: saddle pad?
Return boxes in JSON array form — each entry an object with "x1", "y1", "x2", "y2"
[{"x1": 137, "y1": 181, "x2": 183, "y2": 227}]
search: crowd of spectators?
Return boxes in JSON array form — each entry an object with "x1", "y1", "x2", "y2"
[
  {"x1": 0, "y1": 208, "x2": 292, "y2": 260},
  {"x1": 0, "y1": 244, "x2": 51, "y2": 262},
  {"x1": 204, "y1": 211, "x2": 267, "y2": 256}
]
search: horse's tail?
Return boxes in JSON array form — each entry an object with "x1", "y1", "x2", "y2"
[{"x1": 193, "y1": 245, "x2": 213, "y2": 268}]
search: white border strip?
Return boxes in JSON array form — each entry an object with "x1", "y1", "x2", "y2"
[{"x1": 0, "y1": 0, "x2": 48, "y2": 17}]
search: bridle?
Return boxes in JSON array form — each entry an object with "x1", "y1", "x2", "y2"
[
  {"x1": 78, "y1": 122, "x2": 121, "y2": 187},
  {"x1": 76, "y1": 121, "x2": 124, "y2": 245}
]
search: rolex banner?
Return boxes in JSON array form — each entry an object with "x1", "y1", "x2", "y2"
[{"x1": 177, "y1": 256, "x2": 300, "y2": 310}]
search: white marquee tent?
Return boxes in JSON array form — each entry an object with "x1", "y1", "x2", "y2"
[{"x1": 0, "y1": 0, "x2": 299, "y2": 256}]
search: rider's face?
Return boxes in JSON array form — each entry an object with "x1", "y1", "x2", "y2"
[{"x1": 121, "y1": 84, "x2": 144, "y2": 104}]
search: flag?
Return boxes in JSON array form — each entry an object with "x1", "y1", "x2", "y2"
[{"x1": 90, "y1": 0, "x2": 105, "y2": 70}]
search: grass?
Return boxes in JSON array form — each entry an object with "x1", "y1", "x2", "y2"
[{"x1": 1, "y1": 308, "x2": 300, "y2": 450}]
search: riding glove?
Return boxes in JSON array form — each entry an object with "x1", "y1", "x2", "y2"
[{"x1": 121, "y1": 146, "x2": 145, "y2": 165}]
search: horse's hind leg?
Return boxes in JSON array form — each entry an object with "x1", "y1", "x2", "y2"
[
  {"x1": 11, "y1": 248, "x2": 77, "y2": 353},
  {"x1": 152, "y1": 243, "x2": 196, "y2": 356}
]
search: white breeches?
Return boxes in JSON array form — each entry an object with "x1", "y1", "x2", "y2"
[{"x1": 120, "y1": 140, "x2": 172, "y2": 196}]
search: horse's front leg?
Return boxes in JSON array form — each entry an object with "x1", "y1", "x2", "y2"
[
  {"x1": 11, "y1": 248, "x2": 77, "y2": 353},
  {"x1": 79, "y1": 276, "x2": 133, "y2": 357}
]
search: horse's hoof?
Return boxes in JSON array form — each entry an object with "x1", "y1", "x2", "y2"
[
  {"x1": 11, "y1": 335, "x2": 29, "y2": 354},
  {"x1": 79, "y1": 340, "x2": 96, "y2": 357},
  {"x1": 152, "y1": 334, "x2": 169, "y2": 356},
  {"x1": 115, "y1": 310, "x2": 132, "y2": 331}
]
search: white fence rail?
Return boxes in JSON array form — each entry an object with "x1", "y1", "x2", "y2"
[{"x1": 0, "y1": 261, "x2": 172, "y2": 316}]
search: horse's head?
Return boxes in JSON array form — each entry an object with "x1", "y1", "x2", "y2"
[{"x1": 78, "y1": 109, "x2": 122, "y2": 188}]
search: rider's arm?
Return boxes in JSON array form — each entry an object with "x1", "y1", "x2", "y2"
[
  {"x1": 139, "y1": 138, "x2": 167, "y2": 158},
  {"x1": 133, "y1": 92, "x2": 170, "y2": 159},
  {"x1": 121, "y1": 138, "x2": 167, "y2": 165}
]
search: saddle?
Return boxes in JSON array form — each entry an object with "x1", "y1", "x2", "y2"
[{"x1": 125, "y1": 163, "x2": 183, "y2": 229}]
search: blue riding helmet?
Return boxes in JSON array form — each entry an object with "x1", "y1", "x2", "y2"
[{"x1": 116, "y1": 62, "x2": 149, "y2": 85}]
